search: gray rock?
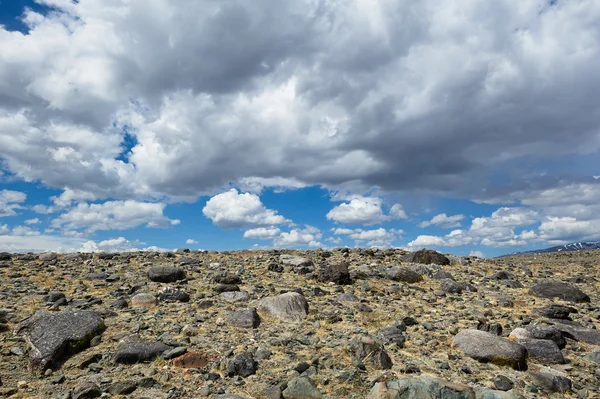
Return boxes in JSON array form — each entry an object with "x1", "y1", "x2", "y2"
[
  {"x1": 17, "y1": 310, "x2": 105, "y2": 374},
  {"x1": 279, "y1": 255, "x2": 313, "y2": 267},
  {"x1": 157, "y1": 287, "x2": 190, "y2": 302},
  {"x1": 493, "y1": 375, "x2": 514, "y2": 391},
  {"x1": 552, "y1": 320, "x2": 600, "y2": 344},
  {"x1": 227, "y1": 308, "x2": 261, "y2": 329},
  {"x1": 84, "y1": 272, "x2": 108, "y2": 280},
  {"x1": 107, "y1": 380, "x2": 138, "y2": 395},
  {"x1": 475, "y1": 388, "x2": 522, "y2": 399},
  {"x1": 518, "y1": 338, "x2": 565, "y2": 364},
  {"x1": 317, "y1": 262, "x2": 351, "y2": 285},
  {"x1": 258, "y1": 292, "x2": 308, "y2": 322},
  {"x1": 586, "y1": 351, "x2": 600, "y2": 364},
  {"x1": 367, "y1": 375, "x2": 475, "y2": 399},
  {"x1": 433, "y1": 270, "x2": 455, "y2": 280},
  {"x1": 226, "y1": 353, "x2": 257, "y2": 377},
  {"x1": 39, "y1": 253, "x2": 57, "y2": 261},
  {"x1": 161, "y1": 346, "x2": 187, "y2": 360},
  {"x1": 131, "y1": 293, "x2": 157, "y2": 307},
  {"x1": 404, "y1": 249, "x2": 450, "y2": 265},
  {"x1": 376, "y1": 327, "x2": 406, "y2": 347},
  {"x1": 529, "y1": 372, "x2": 572, "y2": 393},
  {"x1": 72, "y1": 382, "x2": 101, "y2": 399},
  {"x1": 282, "y1": 376, "x2": 323, "y2": 399},
  {"x1": 348, "y1": 335, "x2": 392, "y2": 370},
  {"x1": 440, "y1": 279, "x2": 477, "y2": 294},
  {"x1": 529, "y1": 280, "x2": 590, "y2": 303},
  {"x1": 148, "y1": 266, "x2": 186, "y2": 283},
  {"x1": 453, "y1": 329, "x2": 527, "y2": 370},
  {"x1": 214, "y1": 395, "x2": 249, "y2": 399},
  {"x1": 213, "y1": 272, "x2": 241, "y2": 285},
  {"x1": 534, "y1": 304, "x2": 577, "y2": 319},
  {"x1": 526, "y1": 325, "x2": 566, "y2": 349},
  {"x1": 220, "y1": 291, "x2": 250, "y2": 302},
  {"x1": 334, "y1": 292, "x2": 360, "y2": 302},
  {"x1": 113, "y1": 342, "x2": 171, "y2": 364},
  {"x1": 387, "y1": 267, "x2": 423, "y2": 283}
]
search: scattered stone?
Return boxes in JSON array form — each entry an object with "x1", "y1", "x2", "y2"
[
  {"x1": 258, "y1": 292, "x2": 308, "y2": 322},
  {"x1": 157, "y1": 287, "x2": 190, "y2": 302},
  {"x1": 552, "y1": 320, "x2": 600, "y2": 345},
  {"x1": 227, "y1": 308, "x2": 261, "y2": 329},
  {"x1": 453, "y1": 329, "x2": 527, "y2": 370},
  {"x1": 367, "y1": 376, "x2": 474, "y2": 399},
  {"x1": 529, "y1": 372, "x2": 572, "y2": 393},
  {"x1": 440, "y1": 279, "x2": 477, "y2": 294},
  {"x1": 534, "y1": 304, "x2": 577, "y2": 319},
  {"x1": 334, "y1": 292, "x2": 359, "y2": 302},
  {"x1": 348, "y1": 335, "x2": 392, "y2": 370},
  {"x1": 107, "y1": 380, "x2": 138, "y2": 395},
  {"x1": 72, "y1": 382, "x2": 101, "y2": 399},
  {"x1": 407, "y1": 249, "x2": 450, "y2": 265},
  {"x1": 213, "y1": 272, "x2": 241, "y2": 285},
  {"x1": 529, "y1": 280, "x2": 590, "y2": 303},
  {"x1": 317, "y1": 262, "x2": 351, "y2": 285},
  {"x1": 162, "y1": 346, "x2": 187, "y2": 360},
  {"x1": 493, "y1": 375, "x2": 514, "y2": 391},
  {"x1": 148, "y1": 266, "x2": 186, "y2": 283},
  {"x1": 131, "y1": 293, "x2": 157, "y2": 307},
  {"x1": 376, "y1": 327, "x2": 406, "y2": 347},
  {"x1": 172, "y1": 351, "x2": 212, "y2": 368},
  {"x1": 17, "y1": 310, "x2": 105, "y2": 374},
  {"x1": 280, "y1": 255, "x2": 313, "y2": 267},
  {"x1": 220, "y1": 291, "x2": 250, "y2": 302},
  {"x1": 226, "y1": 353, "x2": 257, "y2": 377},
  {"x1": 113, "y1": 342, "x2": 171, "y2": 364},
  {"x1": 433, "y1": 270, "x2": 455, "y2": 280},
  {"x1": 282, "y1": 376, "x2": 323, "y2": 399},
  {"x1": 518, "y1": 338, "x2": 565, "y2": 364}
]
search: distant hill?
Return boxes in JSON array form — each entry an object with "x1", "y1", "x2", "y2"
[{"x1": 505, "y1": 241, "x2": 600, "y2": 256}]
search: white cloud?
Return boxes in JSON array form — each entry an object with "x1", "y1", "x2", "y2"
[
  {"x1": 243, "y1": 226, "x2": 281, "y2": 240},
  {"x1": 11, "y1": 225, "x2": 41, "y2": 237},
  {"x1": 326, "y1": 197, "x2": 405, "y2": 225},
  {"x1": 0, "y1": 190, "x2": 27, "y2": 217},
  {"x1": 407, "y1": 235, "x2": 446, "y2": 248},
  {"x1": 80, "y1": 237, "x2": 143, "y2": 252},
  {"x1": 389, "y1": 204, "x2": 408, "y2": 219},
  {"x1": 469, "y1": 250, "x2": 485, "y2": 258},
  {"x1": 418, "y1": 213, "x2": 465, "y2": 228},
  {"x1": 273, "y1": 225, "x2": 323, "y2": 248},
  {"x1": 24, "y1": 218, "x2": 41, "y2": 225},
  {"x1": 51, "y1": 200, "x2": 176, "y2": 233},
  {"x1": 185, "y1": 238, "x2": 198, "y2": 245},
  {"x1": 332, "y1": 226, "x2": 399, "y2": 247},
  {"x1": 538, "y1": 217, "x2": 600, "y2": 244},
  {"x1": 332, "y1": 228, "x2": 355, "y2": 235},
  {"x1": 0, "y1": 234, "x2": 87, "y2": 253},
  {"x1": 202, "y1": 189, "x2": 289, "y2": 229}
]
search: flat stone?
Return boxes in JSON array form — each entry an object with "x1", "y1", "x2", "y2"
[
  {"x1": 113, "y1": 342, "x2": 171, "y2": 364},
  {"x1": 453, "y1": 329, "x2": 527, "y2": 370},
  {"x1": 387, "y1": 267, "x2": 423, "y2": 283},
  {"x1": 529, "y1": 280, "x2": 590, "y2": 303},
  {"x1": 282, "y1": 376, "x2": 323, "y2": 399},
  {"x1": 148, "y1": 266, "x2": 186, "y2": 283},
  {"x1": 279, "y1": 255, "x2": 313, "y2": 267},
  {"x1": 529, "y1": 372, "x2": 572, "y2": 393},
  {"x1": 220, "y1": 291, "x2": 250, "y2": 302},
  {"x1": 131, "y1": 293, "x2": 157, "y2": 307},
  {"x1": 534, "y1": 304, "x2": 577, "y2": 319},
  {"x1": 518, "y1": 338, "x2": 565, "y2": 364},
  {"x1": 552, "y1": 320, "x2": 600, "y2": 344},
  {"x1": 317, "y1": 262, "x2": 351, "y2": 285},
  {"x1": 227, "y1": 308, "x2": 261, "y2": 329},
  {"x1": 17, "y1": 310, "x2": 105, "y2": 374},
  {"x1": 258, "y1": 292, "x2": 308, "y2": 322},
  {"x1": 376, "y1": 327, "x2": 406, "y2": 347}
]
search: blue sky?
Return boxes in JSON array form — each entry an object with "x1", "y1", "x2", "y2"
[{"x1": 1, "y1": 0, "x2": 599, "y2": 256}]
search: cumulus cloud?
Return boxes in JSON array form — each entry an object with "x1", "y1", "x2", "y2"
[
  {"x1": 273, "y1": 225, "x2": 323, "y2": 248},
  {"x1": 333, "y1": 226, "x2": 400, "y2": 248},
  {"x1": 185, "y1": 238, "x2": 198, "y2": 245},
  {"x1": 243, "y1": 226, "x2": 282, "y2": 240},
  {"x1": 51, "y1": 200, "x2": 177, "y2": 233},
  {"x1": 0, "y1": 189, "x2": 26, "y2": 217},
  {"x1": 418, "y1": 213, "x2": 465, "y2": 228},
  {"x1": 24, "y1": 218, "x2": 41, "y2": 225},
  {"x1": 326, "y1": 197, "x2": 406, "y2": 225}
]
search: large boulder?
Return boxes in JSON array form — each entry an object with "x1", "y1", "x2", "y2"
[
  {"x1": 113, "y1": 342, "x2": 171, "y2": 364},
  {"x1": 453, "y1": 329, "x2": 527, "y2": 370},
  {"x1": 404, "y1": 249, "x2": 450, "y2": 265},
  {"x1": 387, "y1": 267, "x2": 423, "y2": 283},
  {"x1": 258, "y1": 292, "x2": 308, "y2": 322},
  {"x1": 529, "y1": 280, "x2": 590, "y2": 303},
  {"x1": 148, "y1": 266, "x2": 186, "y2": 283},
  {"x1": 317, "y1": 262, "x2": 351, "y2": 285},
  {"x1": 518, "y1": 338, "x2": 565, "y2": 364},
  {"x1": 282, "y1": 376, "x2": 323, "y2": 399},
  {"x1": 279, "y1": 255, "x2": 313, "y2": 267},
  {"x1": 348, "y1": 335, "x2": 392, "y2": 370},
  {"x1": 552, "y1": 320, "x2": 600, "y2": 345},
  {"x1": 17, "y1": 310, "x2": 105, "y2": 374}
]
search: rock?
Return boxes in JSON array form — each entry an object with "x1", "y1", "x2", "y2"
[
  {"x1": 227, "y1": 308, "x2": 261, "y2": 329},
  {"x1": 214, "y1": 284, "x2": 240, "y2": 293},
  {"x1": 157, "y1": 287, "x2": 190, "y2": 302},
  {"x1": 529, "y1": 372, "x2": 572, "y2": 393},
  {"x1": 131, "y1": 293, "x2": 157, "y2": 307},
  {"x1": 39, "y1": 253, "x2": 57, "y2": 262},
  {"x1": 172, "y1": 351, "x2": 212, "y2": 368},
  {"x1": 162, "y1": 346, "x2": 187, "y2": 360},
  {"x1": 334, "y1": 292, "x2": 360, "y2": 302},
  {"x1": 220, "y1": 291, "x2": 250, "y2": 302},
  {"x1": 0, "y1": 252, "x2": 10, "y2": 261},
  {"x1": 493, "y1": 375, "x2": 514, "y2": 391},
  {"x1": 453, "y1": 329, "x2": 527, "y2": 370},
  {"x1": 376, "y1": 327, "x2": 406, "y2": 347},
  {"x1": 110, "y1": 298, "x2": 129, "y2": 309},
  {"x1": 529, "y1": 280, "x2": 590, "y2": 303},
  {"x1": 587, "y1": 351, "x2": 600, "y2": 364},
  {"x1": 408, "y1": 249, "x2": 450, "y2": 265},
  {"x1": 213, "y1": 272, "x2": 241, "y2": 285},
  {"x1": 490, "y1": 271, "x2": 512, "y2": 280},
  {"x1": 552, "y1": 320, "x2": 600, "y2": 344},
  {"x1": 113, "y1": 342, "x2": 171, "y2": 364},
  {"x1": 282, "y1": 376, "x2": 323, "y2": 399},
  {"x1": 433, "y1": 270, "x2": 455, "y2": 280},
  {"x1": 387, "y1": 267, "x2": 423, "y2": 283},
  {"x1": 84, "y1": 272, "x2": 108, "y2": 280},
  {"x1": 147, "y1": 266, "x2": 186, "y2": 283},
  {"x1": 440, "y1": 279, "x2": 477, "y2": 294},
  {"x1": 17, "y1": 310, "x2": 105, "y2": 374},
  {"x1": 518, "y1": 338, "x2": 565, "y2": 364},
  {"x1": 267, "y1": 263, "x2": 284, "y2": 272},
  {"x1": 525, "y1": 325, "x2": 566, "y2": 349},
  {"x1": 107, "y1": 380, "x2": 137, "y2": 395},
  {"x1": 258, "y1": 292, "x2": 308, "y2": 322},
  {"x1": 72, "y1": 382, "x2": 101, "y2": 399},
  {"x1": 214, "y1": 395, "x2": 248, "y2": 399},
  {"x1": 367, "y1": 375, "x2": 475, "y2": 399},
  {"x1": 226, "y1": 353, "x2": 257, "y2": 377},
  {"x1": 475, "y1": 388, "x2": 522, "y2": 398},
  {"x1": 477, "y1": 322, "x2": 503, "y2": 336},
  {"x1": 348, "y1": 335, "x2": 392, "y2": 370},
  {"x1": 317, "y1": 262, "x2": 351, "y2": 285},
  {"x1": 279, "y1": 255, "x2": 313, "y2": 267},
  {"x1": 534, "y1": 304, "x2": 577, "y2": 319}
]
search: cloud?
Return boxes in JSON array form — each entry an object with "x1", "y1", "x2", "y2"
[
  {"x1": 51, "y1": 200, "x2": 176, "y2": 233},
  {"x1": 80, "y1": 237, "x2": 143, "y2": 253},
  {"x1": 407, "y1": 235, "x2": 447, "y2": 249},
  {"x1": 418, "y1": 213, "x2": 465, "y2": 228},
  {"x1": 538, "y1": 217, "x2": 600, "y2": 244},
  {"x1": 185, "y1": 238, "x2": 198, "y2": 245},
  {"x1": 333, "y1": 226, "x2": 400, "y2": 248},
  {"x1": 203, "y1": 189, "x2": 289, "y2": 229},
  {"x1": 469, "y1": 250, "x2": 485, "y2": 258},
  {"x1": 0, "y1": 189, "x2": 27, "y2": 217},
  {"x1": 326, "y1": 197, "x2": 405, "y2": 225},
  {"x1": 243, "y1": 226, "x2": 281, "y2": 240},
  {"x1": 24, "y1": 218, "x2": 41, "y2": 225},
  {"x1": 273, "y1": 225, "x2": 323, "y2": 248}
]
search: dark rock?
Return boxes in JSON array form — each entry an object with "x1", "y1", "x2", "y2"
[
  {"x1": 227, "y1": 308, "x2": 261, "y2": 329},
  {"x1": 113, "y1": 342, "x2": 171, "y2": 364},
  {"x1": 0, "y1": 252, "x2": 10, "y2": 261},
  {"x1": 334, "y1": 292, "x2": 359, "y2": 302},
  {"x1": 17, "y1": 310, "x2": 105, "y2": 374},
  {"x1": 439, "y1": 279, "x2": 477, "y2": 294},
  {"x1": 534, "y1": 304, "x2": 577, "y2": 320},
  {"x1": 433, "y1": 271, "x2": 454, "y2": 280},
  {"x1": 157, "y1": 287, "x2": 190, "y2": 302},
  {"x1": 453, "y1": 329, "x2": 527, "y2": 370},
  {"x1": 376, "y1": 327, "x2": 406, "y2": 347},
  {"x1": 552, "y1": 320, "x2": 600, "y2": 344},
  {"x1": 490, "y1": 271, "x2": 512, "y2": 280},
  {"x1": 529, "y1": 372, "x2": 572, "y2": 393},
  {"x1": 408, "y1": 249, "x2": 450, "y2": 265},
  {"x1": 518, "y1": 338, "x2": 565, "y2": 364},
  {"x1": 348, "y1": 335, "x2": 392, "y2": 370},
  {"x1": 226, "y1": 353, "x2": 257, "y2": 377},
  {"x1": 162, "y1": 346, "x2": 187, "y2": 360},
  {"x1": 493, "y1": 375, "x2": 514, "y2": 391},
  {"x1": 526, "y1": 325, "x2": 566, "y2": 349},
  {"x1": 213, "y1": 272, "x2": 241, "y2": 285},
  {"x1": 107, "y1": 380, "x2": 137, "y2": 395},
  {"x1": 110, "y1": 298, "x2": 128, "y2": 310},
  {"x1": 477, "y1": 322, "x2": 503, "y2": 336},
  {"x1": 72, "y1": 382, "x2": 101, "y2": 399},
  {"x1": 318, "y1": 262, "x2": 351, "y2": 285},
  {"x1": 84, "y1": 272, "x2": 108, "y2": 280},
  {"x1": 267, "y1": 263, "x2": 284, "y2": 273},
  {"x1": 147, "y1": 266, "x2": 186, "y2": 283},
  {"x1": 529, "y1": 280, "x2": 590, "y2": 303},
  {"x1": 214, "y1": 284, "x2": 240, "y2": 293},
  {"x1": 45, "y1": 292, "x2": 66, "y2": 303},
  {"x1": 387, "y1": 267, "x2": 423, "y2": 283}
]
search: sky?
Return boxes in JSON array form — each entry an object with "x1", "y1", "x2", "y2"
[{"x1": 0, "y1": 0, "x2": 599, "y2": 257}]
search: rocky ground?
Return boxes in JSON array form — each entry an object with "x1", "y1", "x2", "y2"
[{"x1": 0, "y1": 248, "x2": 599, "y2": 399}]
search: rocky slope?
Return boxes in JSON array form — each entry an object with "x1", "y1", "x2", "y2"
[{"x1": 0, "y1": 248, "x2": 599, "y2": 398}]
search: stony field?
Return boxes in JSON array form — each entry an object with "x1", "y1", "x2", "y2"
[{"x1": 0, "y1": 248, "x2": 599, "y2": 398}]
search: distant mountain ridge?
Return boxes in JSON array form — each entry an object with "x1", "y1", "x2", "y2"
[{"x1": 505, "y1": 241, "x2": 600, "y2": 256}]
